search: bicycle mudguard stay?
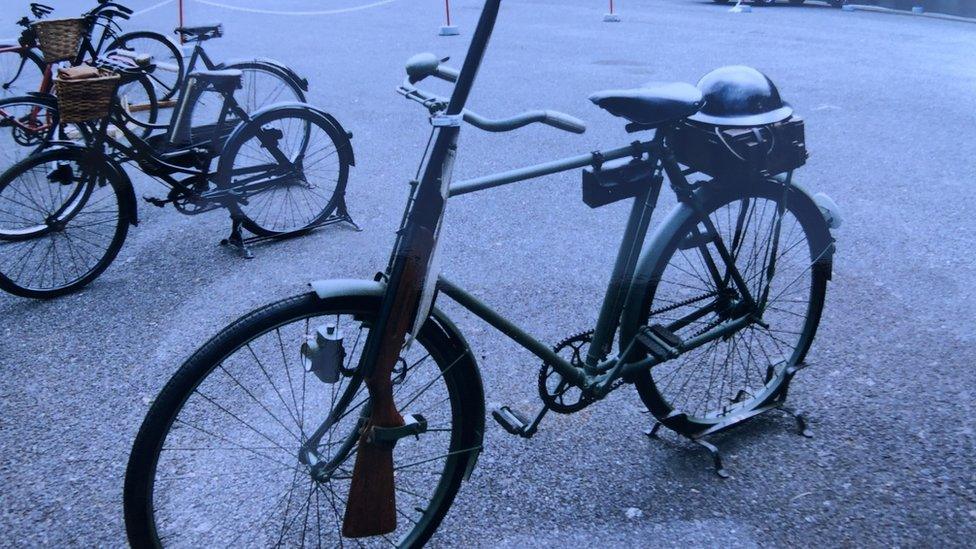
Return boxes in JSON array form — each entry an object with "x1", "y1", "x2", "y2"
[
  {"x1": 216, "y1": 57, "x2": 310, "y2": 92},
  {"x1": 308, "y1": 278, "x2": 486, "y2": 478},
  {"x1": 616, "y1": 178, "x2": 836, "y2": 353},
  {"x1": 48, "y1": 142, "x2": 140, "y2": 226},
  {"x1": 215, "y1": 101, "x2": 355, "y2": 170}
]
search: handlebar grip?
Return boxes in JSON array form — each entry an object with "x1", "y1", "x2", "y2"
[
  {"x1": 541, "y1": 111, "x2": 587, "y2": 134},
  {"x1": 434, "y1": 65, "x2": 459, "y2": 83}
]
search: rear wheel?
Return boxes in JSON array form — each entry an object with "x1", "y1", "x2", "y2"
[
  {"x1": 124, "y1": 292, "x2": 483, "y2": 547},
  {"x1": 0, "y1": 95, "x2": 89, "y2": 167},
  {"x1": 219, "y1": 106, "x2": 350, "y2": 237},
  {"x1": 115, "y1": 74, "x2": 160, "y2": 139},
  {"x1": 626, "y1": 179, "x2": 831, "y2": 436},
  {"x1": 0, "y1": 149, "x2": 128, "y2": 298}
]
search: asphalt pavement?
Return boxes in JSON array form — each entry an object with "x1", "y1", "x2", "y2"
[{"x1": 1, "y1": 0, "x2": 975, "y2": 546}]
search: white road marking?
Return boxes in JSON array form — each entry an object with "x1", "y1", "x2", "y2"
[
  {"x1": 134, "y1": 0, "x2": 177, "y2": 17},
  {"x1": 191, "y1": 0, "x2": 401, "y2": 16}
]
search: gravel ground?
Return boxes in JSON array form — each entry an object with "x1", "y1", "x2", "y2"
[{"x1": 1, "y1": 0, "x2": 975, "y2": 546}]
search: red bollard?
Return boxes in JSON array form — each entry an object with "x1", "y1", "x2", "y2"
[{"x1": 440, "y1": 0, "x2": 460, "y2": 36}]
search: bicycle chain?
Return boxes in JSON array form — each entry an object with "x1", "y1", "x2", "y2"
[{"x1": 648, "y1": 291, "x2": 717, "y2": 317}]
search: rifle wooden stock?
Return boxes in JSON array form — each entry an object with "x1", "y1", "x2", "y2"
[{"x1": 342, "y1": 227, "x2": 435, "y2": 538}]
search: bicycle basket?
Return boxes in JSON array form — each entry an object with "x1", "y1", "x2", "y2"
[
  {"x1": 671, "y1": 116, "x2": 808, "y2": 180},
  {"x1": 54, "y1": 68, "x2": 120, "y2": 123},
  {"x1": 31, "y1": 17, "x2": 86, "y2": 63}
]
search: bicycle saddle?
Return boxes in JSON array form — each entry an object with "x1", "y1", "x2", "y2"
[
  {"x1": 590, "y1": 82, "x2": 704, "y2": 128},
  {"x1": 175, "y1": 23, "x2": 223, "y2": 42}
]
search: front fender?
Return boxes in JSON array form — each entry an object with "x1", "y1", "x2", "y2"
[
  {"x1": 309, "y1": 278, "x2": 485, "y2": 480},
  {"x1": 216, "y1": 57, "x2": 309, "y2": 91},
  {"x1": 48, "y1": 143, "x2": 139, "y2": 226}
]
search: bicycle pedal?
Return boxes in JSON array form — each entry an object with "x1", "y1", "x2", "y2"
[
  {"x1": 636, "y1": 324, "x2": 683, "y2": 362},
  {"x1": 142, "y1": 195, "x2": 168, "y2": 208},
  {"x1": 491, "y1": 405, "x2": 530, "y2": 436}
]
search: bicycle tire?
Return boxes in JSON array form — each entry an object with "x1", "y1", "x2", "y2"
[
  {"x1": 0, "y1": 148, "x2": 129, "y2": 298},
  {"x1": 123, "y1": 291, "x2": 483, "y2": 547},
  {"x1": 107, "y1": 31, "x2": 185, "y2": 101},
  {"x1": 622, "y1": 178, "x2": 832, "y2": 436},
  {"x1": 218, "y1": 105, "x2": 350, "y2": 237},
  {"x1": 116, "y1": 73, "x2": 159, "y2": 139},
  {"x1": 0, "y1": 94, "x2": 90, "y2": 165},
  {"x1": 0, "y1": 47, "x2": 45, "y2": 99}
]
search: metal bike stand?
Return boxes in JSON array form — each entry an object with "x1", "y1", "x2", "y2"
[
  {"x1": 643, "y1": 365, "x2": 813, "y2": 479},
  {"x1": 220, "y1": 195, "x2": 361, "y2": 259}
]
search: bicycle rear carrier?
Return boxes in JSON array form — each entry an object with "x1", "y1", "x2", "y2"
[{"x1": 671, "y1": 116, "x2": 807, "y2": 180}]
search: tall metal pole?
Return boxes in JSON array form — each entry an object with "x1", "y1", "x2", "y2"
[{"x1": 178, "y1": 0, "x2": 185, "y2": 43}]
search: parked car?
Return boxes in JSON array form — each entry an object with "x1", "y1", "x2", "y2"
[{"x1": 713, "y1": 0, "x2": 847, "y2": 6}]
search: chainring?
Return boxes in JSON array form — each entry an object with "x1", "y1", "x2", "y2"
[{"x1": 538, "y1": 330, "x2": 598, "y2": 414}]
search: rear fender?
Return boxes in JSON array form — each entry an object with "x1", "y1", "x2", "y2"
[
  {"x1": 309, "y1": 278, "x2": 485, "y2": 480},
  {"x1": 618, "y1": 178, "x2": 834, "y2": 352},
  {"x1": 220, "y1": 102, "x2": 355, "y2": 173},
  {"x1": 216, "y1": 57, "x2": 309, "y2": 92}
]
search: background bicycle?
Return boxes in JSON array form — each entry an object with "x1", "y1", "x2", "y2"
[
  {"x1": 0, "y1": 1, "x2": 309, "y2": 166},
  {"x1": 0, "y1": 53, "x2": 355, "y2": 298}
]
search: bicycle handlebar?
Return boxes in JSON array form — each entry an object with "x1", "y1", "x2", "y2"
[
  {"x1": 463, "y1": 109, "x2": 586, "y2": 134},
  {"x1": 95, "y1": 1, "x2": 133, "y2": 15},
  {"x1": 402, "y1": 53, "x2": 586, "y2": 134},
  {"x1": 88, "y1": 2, "x2": 133, "y2": 18}
]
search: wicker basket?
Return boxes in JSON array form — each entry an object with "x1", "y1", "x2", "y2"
[
  {"x1": 54, "y1": 69, "x2": 120, "y2": 123},
  {"x1": 32, "y1": 18, "x2": 86, "y2": 63}
]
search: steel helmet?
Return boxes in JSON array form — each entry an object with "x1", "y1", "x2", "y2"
[{"x1": 689, "y1": 65, "x2": 793, "y2": 127}]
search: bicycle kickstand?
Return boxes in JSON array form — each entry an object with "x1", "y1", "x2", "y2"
[
  {"x1": 644, "y1": 421, "x2": 729, "y2": 478},
  {"x1": 779, "y1": 405, "x2": 814, "y2": 438},
  {"x1": 221, "y1": 213, "x2": 254, "y2": 259}
]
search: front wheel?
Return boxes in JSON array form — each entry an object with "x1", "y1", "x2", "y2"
[
  {"x1": 623, "y1": 178, "x2": 832, "y2": 436},
  {"x1": 124, "y1": 291, "x2": 483, "y2": 547},
  {"x1": 0, "y1": 149, "x2": 129, "y2": 298},
  {"x1": 107, "y1": 31, "x2": 185, "y2": 101},
  {"x1": 218, "y1": 106, "x2": 351, "y2": 237}
]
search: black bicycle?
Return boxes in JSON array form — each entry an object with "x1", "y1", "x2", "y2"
[{"x1": 0, "y1": 55, "x2": 354, "y2": 299}]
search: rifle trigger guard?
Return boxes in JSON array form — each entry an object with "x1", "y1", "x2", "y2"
[{"x1": 367, "y1": 414, "x2": 428, "y2": 448}]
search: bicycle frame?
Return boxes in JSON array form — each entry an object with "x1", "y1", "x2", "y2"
[{"x1": 430, "y1": 132, "x2": 761, "y2": 401}]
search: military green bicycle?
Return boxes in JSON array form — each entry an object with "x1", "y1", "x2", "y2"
[{"x1": 124, "y1": 0, "x2": 841, "y2": 545}]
